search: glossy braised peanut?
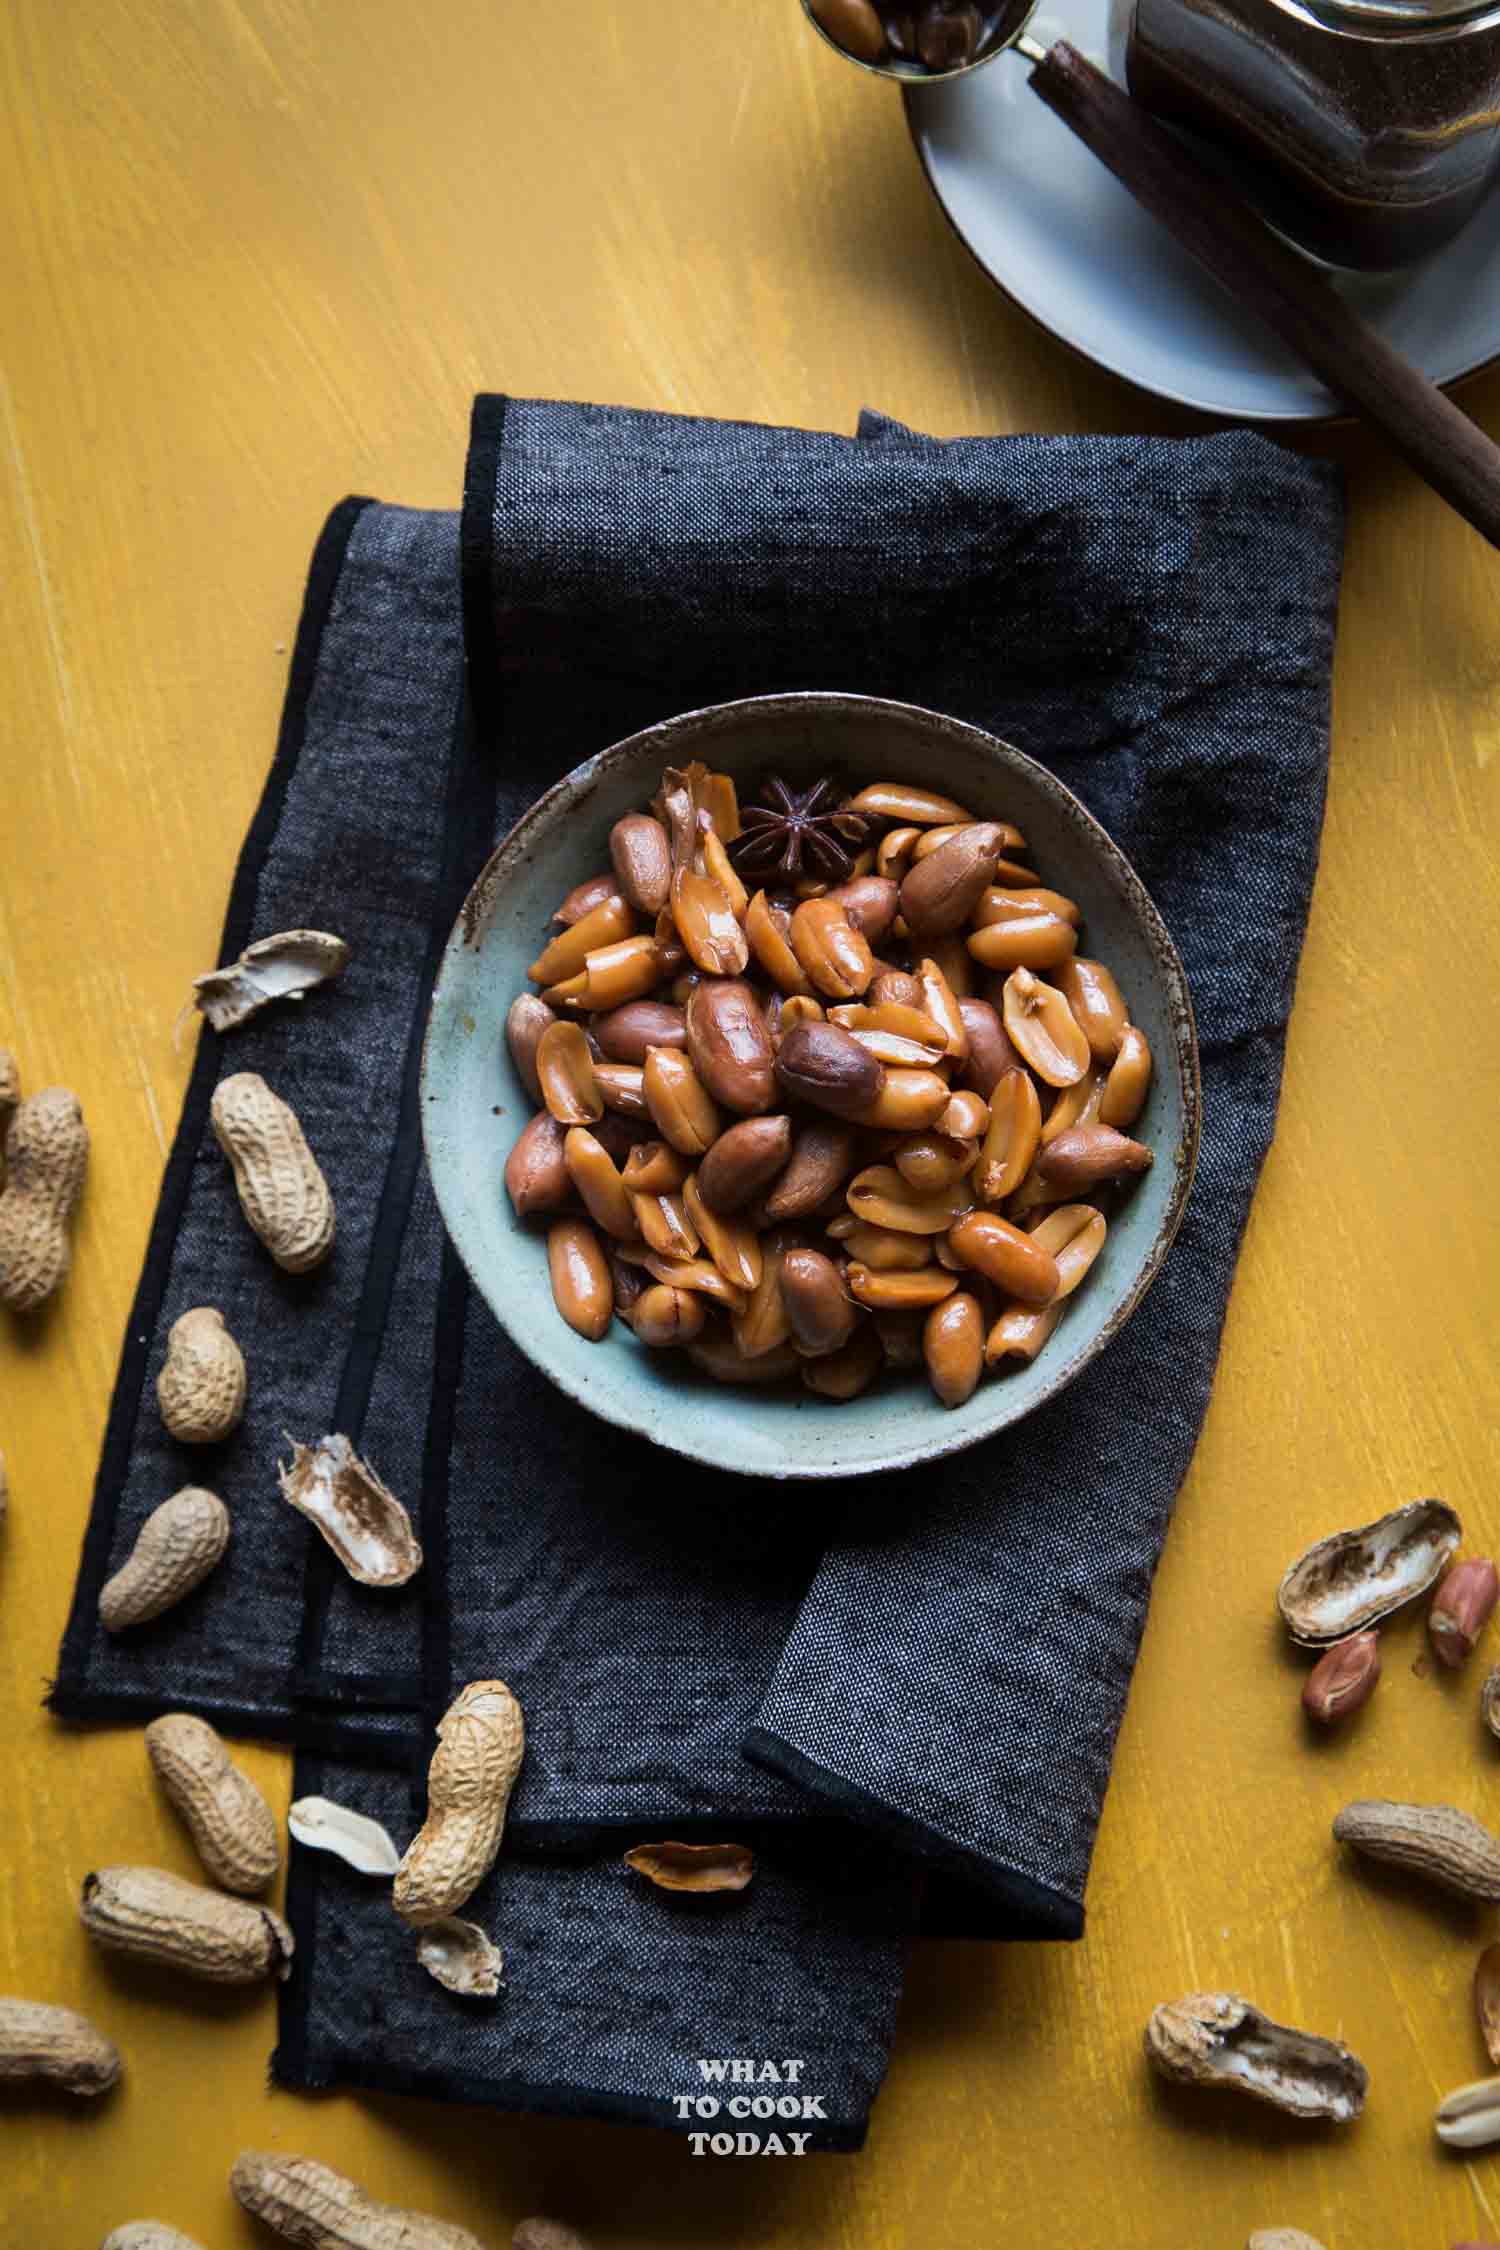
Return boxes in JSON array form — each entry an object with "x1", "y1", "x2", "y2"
[
  {"x1": 554, "y1": 871, "x2": 622, "y2": 926},
  {"x1": 1001, "y1": 967, "x2": 1090, "y2": 1087},
  {"x1": 781, "y1": 1249, "x2": 859, "y2": 1357},
  {"x1": 778, "y1": 994, "x2": 825, "y2": 1033},
  {"x1": 1056, "y1": 956, "x2": 1128, "y2": 1062},
  {"x1": 949, "y1": 1211, "x2": 1060, "y2": 1303},
  {"x1": 1036, "y1": 1124, "x2": 1152, "y2": 1190},
  {"x1": 671, "y1": 859, "x2": 749, "y2": 977},
  {"x1": 685, "y1": 979, "x2": 776, "y2": 1114},
  {"x1": 506, "y1": 1113, "x2": 570, "y2": 1217},
  {"x1": 547, "y1": 1220, "x2": 613, "y2": 1339},
  {"x1": 801, "y1": 1323, "x2": 882, "y2": 1400},
  {"x1": 733, "y1": 1230, "x2": 797, "y2": 1358},
  {"x1": 547, "y1": 933, "x2": 664, "y2": 1012},
  {"x1": 764, "y1": 1121, "x2": 857, "y2": 1219},
  {"x1": 847, "y1": 1264, "x2": 958, "y2": 1311},
  {"x1": 536, "y1": 1020, "x2": 603, "y2": 1125},
  {"x1": 975, "y1": 1069, "x2": 1042, "y2": 1203},
  {"x1": 843, "y1": 1220, "x2": 934, "y2": 1270},
  {"x1": 592, "y1": 999, "x2": 687, "y2": 1063},
  {"x1": 634, "y1": 1252, "x2": 747, "y2": 1311},
  {"x1": 876, "y1": 827, "x2": 922, "y2": 884},
  {"x1": 506, "y1": 994, "x2": 556, "y2": 1102},
  {"x1": 870, "y1": 969, "x2": 924, "y2": 1010},
  {"x1": 985, "y1": 1299, "x2": 1064, "y2": 1365},
  {"x1": 689, "y1": 1323, "x2": 801, "y2": 1384},
  {"x1": 790, "y1": 898, "x2": 876, "y2": 1000},
  {"x1": 830, "y1": 875, "x2": 900, "y2": 944},
  {"x1": 632, "y1": 1284, "x2": 706, "y2": 1348},
  {"x1": 593, "y1": 1062, "x2": 647, "y2": 1117},
  {"x1": 563, "y1": 1129, "x2": 639, "y2": 1240},
  {"x1": 846, "y1": 1026, "x2": 948, "y2": 1068},
  {"x1": 927, "y1": 933, "x2": 974, "y2": 999},
  {"x1": 1101, "y1": 1023, "x2": 1153, "y2": 1129},
  {"x1": 745, "y1": 890, "x2": 814, "y2": 996},
  {"x1": 684, "y1": 1174, "x2": 763, "y2": 1292},
  {"x1": 899, "y1": 824, "x2": 1007, "y2": 937},
  {"x1": 936, "y1": 1089, "x2": 988, "y2": 1141},
  {"x1": 622, "y1": 1141, "x2": 691, "y2": 1195},
  {"x1": 697, "y1": 1115, "x2": 792, "y2": 1213},
  {"x1": 610, "y1": 814, "x2": 673, "y2": 917},
  {"x1": 967, "y1": 914, "x2": 1078, "y2": 973},
  {"x1": 845, "y1": 782, "x2": 975, "y2": 827},
  {"x1": 957, "y1": 998, "x2": 1021, "y2": 1095},
  {"x1": 528, "y1": 894, "x2": 635, "y2": 987},
  {"x1": 916, "y1": 958, "x2": 968, "y2": 1057},
  {"x1": 1030, "y1": 1203, "x2": 1107, "y2": 1297},
  {"x1": 871, "y1": 1309, "x2": 925, "y2": 1366},
  {"x1": 1040, "y1": 1064, "x2": 1106, "y2": 1144},
  {"x1": 829, "y1": 1002, "x2": 948, "y2": 1059},
  {"x1": 774, "y1": 1022, "x2": 883, "y2": 1120},
  {"x1": 847, "y1": 1166, "x2": 972, "y2": 1235},
  {"x1": 854, "y1": 1068, "x2": 953, "y2": 1132},
  {"x1": 643, "y1": 1046, "x2": 720, "y2": 1154},
  {"x1": 923, "y1": 1291, "x2": 984, "y2": 1406},
  {"x1": 893, "y1": 1133, "x2": 977, "y2": 1194},
  {"x1": 974, "y1": 885, "x2": 1081, "y2": 928},
  {"x1": 630, "y1": 1190, "x2": 699, "y2": 1257}
]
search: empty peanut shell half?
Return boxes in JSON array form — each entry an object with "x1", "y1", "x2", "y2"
[
  {"x1": 277, "y1": 1435, "x2": 421, "y2": 1587},
  {"x1": 1436, "y1": 2074, "x2": 1500, "y2": 2149},
  {"x1": 1333, "y1": 1799, "x2": 1500, "y2": 1900},
  {"x1": 623, "y1": 1841, "x2": 754, "y2": 1894},
  {"x1": 287, "y1": 1796, "x2": 401, "y2": 1877},
  {"x1": 1277, "y1": 1497, "x2": 1461, "y2": 1645},
  {"x1": 1246, "y1": 2235, "x2": 1327, "y2": 2250},
  {"x1": 417, "y1": 1917, "x2": 505, "y2": 1998},
  {"x1": 192, "y1": 930, "x2": 350, "y2": 1031},
  {"x1": 1144, "y1": 1993, "x2": 1367, "y2": 2122}
]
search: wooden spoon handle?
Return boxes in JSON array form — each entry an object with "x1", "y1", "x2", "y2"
[{"x1": 1029, "y1": 39, "x2": 1500, "y2": 549}]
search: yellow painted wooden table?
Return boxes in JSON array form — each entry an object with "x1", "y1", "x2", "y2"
[{"x1": 3, "y1": 3, "x2": 1498, "y2": 2244}]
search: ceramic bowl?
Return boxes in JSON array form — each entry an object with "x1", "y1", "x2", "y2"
[{"x1": 422, "y1": 692, "x2": 1199, "y2": 1480}]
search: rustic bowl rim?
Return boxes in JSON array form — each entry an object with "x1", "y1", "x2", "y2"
[{"x1": 422, "y1": 690, "x2": 1201, "y2": 1480}]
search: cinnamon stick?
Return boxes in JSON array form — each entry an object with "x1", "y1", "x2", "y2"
[{"x1": 1029, "y1": 40, "x2": 1500, "y2": 549}]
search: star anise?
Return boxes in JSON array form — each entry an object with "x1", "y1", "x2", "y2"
[{"x1": 728, "y1": 775, "x2": 872, "y2": 883}]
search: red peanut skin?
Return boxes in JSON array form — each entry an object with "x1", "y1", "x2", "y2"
[
  {"x1": 1429, "y1": 1558, "x2": 1500, "y2": 1669},
  {"x1": 1301, "y1": 1631, "x2": 1380, "y2": 1725}
]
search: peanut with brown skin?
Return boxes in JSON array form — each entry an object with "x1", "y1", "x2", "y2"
[
  {"x1": 1430, "y1": 1558, "x2": 1500, "y2": 1668},
  {"x1": 0, "y1": 1997, "x2": 121, "y2": 2095},
  {"x1": 547, "y1": 1220, "x2": 613, "y2": 1340},
  {"x1": 1301, "y1": 1632, "x2": 1380, "y2": 1725},
  {"x1": 156, "y1": 1307, "x2": 247, "y2": 1444},
  {"x1": 966, "y1": 914, "x2": 1078, "y2": 973},
  {"x1": 781, "y1": 1249, "x2": 859, "y2": 1357},
  {"x1": 801, "y1": 1322, "x2": 882, "y2": 1400},
  {"x1": 553, "y1": 871, "x2": 621, "y2": 926},
  {"x1": 0, "y1": 1085, "x2": 89, "y2": 1310},
  {"x1": 210, "y1": 1074, "x2": 334, "y2": 1272},
  {"x1": 81, "y1": 1866, "x2": 293, "y2": 1984},
  {"x1": 949, "y1": 1212, "x2": 1060, "y2": 1304},
  {"x1": 591, "y1": 999, "x2": 686, "y2": 1063},
  {"x1": 505, "y1": 1113, "x2": 569, "y2": 1218},
  {"x1": 631, "y1": 1284, "x2": 707, "y2": 1347},
  {"x1": 830, "y1": 874, "x2": 900, "y2": 944},
  {"x1": 685, "y1": 979, "x2": 776, "y2": 1113},
  {"x1": 394, "y1": 1681, "x2": 526, "y2": 1926},
  {"x1": 99, "y1": 1488, "x2": 230, "y2": 1633},
  {"x1": 231, "y1": 2151, "x2": 487, "y2": 2250},
  {"x1": 899, "y1": 824, "x2": 1007, "y2": 938},
  {"x1": 609, "y1": 812, "x2": 673, "y2": 916},
  {"x1": 145, "y1": 1713, "x2": 280, "y2": 1893},
  {"x1": 527, "y1": 893, "x2": 635, "y2": 988},
  {"x1": 505, "y1": 994, "x2": 556, "y2": 1102},
  {"x1": 774, "y1": 1022, "x2": 883, "y2": 1120},
  {"x1": 697, "y1": 1114, "x2": 792, "y2": 1213},
  {"x1": 1037, "y1": 1123, "x2": 1153, "y2": 1190}
]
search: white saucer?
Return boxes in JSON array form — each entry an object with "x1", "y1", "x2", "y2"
[{"x1": 904, "y1": 0, "x2": 1500, "y2": 422}]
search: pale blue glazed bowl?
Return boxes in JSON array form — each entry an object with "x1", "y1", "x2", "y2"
[{"x1": 421, "y1": 693, "x2": 1199, "y2": 1480}]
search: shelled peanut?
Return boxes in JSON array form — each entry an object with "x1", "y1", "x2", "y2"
[{"x1": 500, "y1": 762, "x2": 1154, "y2": 1407}]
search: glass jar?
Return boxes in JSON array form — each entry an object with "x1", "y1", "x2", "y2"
[{"x1": 1115, "y1": 0, "x2": 1500, "y2": 269}]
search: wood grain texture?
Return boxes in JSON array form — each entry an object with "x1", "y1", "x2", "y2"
[{"x1": 1, "y1": 2, "x2": 1497, "y2": 2243}]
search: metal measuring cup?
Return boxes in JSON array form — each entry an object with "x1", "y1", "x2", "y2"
[{"x1": 800, "y1": 0, "x2": 1046, "y2": 79}]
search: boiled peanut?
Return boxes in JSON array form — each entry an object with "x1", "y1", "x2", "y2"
[
  {"x1": 528, "y1": 893, "x2": 635, "y2": 987},
  {"x1": 81, "y1": 1865, "x2": 293, "y2": 1983},
  {"x1": 643, "y1": 1046, "x2": 720, "y2": 1154},
  {"x1": 1040, "y1": 1064, "x2": 1107, "y2": 1144},
  {"x1": 592, "y1": 999, "x2": 686, "y2": 1063},
  {"x1": 685, "y1": 979, "x2": 776, "y2": 1113},
  {"x1": 1001, "y1": 967, "x2": 1091, "y2": 1087},
  {"x1": 547, "y1": 934, "x2": 664, "y2": 1012},
  {"x1": 985, "y1": 1299, "x2": 1064, "y2": 1365},
  {"x1": 689, "y1": 1322, "x2": 800, "y2": 1384},
  {"x1": 632, "y1": 1284, "x2": 706, "y2": 1347},
  {"x1": 914, "y1": 958, "x2": 967, "y2": 1058},
  {"x1": 957, "y1": 998, "x2": 1021, "y2": 1095},
  {"x1": 778, "y1": 994, "x2": 825, "y2": 1034},
  {"x1": 1036, "y1": 1124, "x2": 1152, "y2": 1189},
  {"x1": 781, "y1": 1249, "x2": 858, "y2": 1357},
  {"x1": 829, "y1": 875, "x2": 900, "y2": 943},
  {"x1": 829, "y1": 1001, "x2": 948, "y2": 1060},
  {"x1": 593, "y1": 1062, "x2": 647, "y2": 1117},
  {"x1": 632, "y1": 1251, "x2": 747, "y2": 1310},
  {"x1": 774, "y1": 1022, "x2": 883, "y2": 1120},
  {"x1": 893, "y1": 1133, "x2": 977, "y2": 1194},
  {"x1": 630, "y1": 1188, "x2": 699, "y2": 1257},
  {"x1": 925, "y1": 933, "x2": 974, "y2": 999},
  {"x1": 622, "y1": 1141, "x2": 691, "y2": 1195},
  {"x1": 900, "y1": 824, "x2": 1007, "y2": 938},
  {"x1": 671, "y1": 859, "x2": 749, "y2": 977},
  {"x1": 563, "y1": 1129, "x2": 639, "y2": 1240},
  {"x1": 974, "y1": 885, "x2": 1081, "y2": 928},
  {"x1": 845, "y1": 782, "x2": 975, "y2": 826},
  {"x1": 1101, "y1": 1022, "x2": 1152, "y2": 1129},
  {"x1": 505, "y1": 1112, "x2": 570, "y2": 1217},
  {"x1": 547, "y1": 1220, "x2": 613, "y2": 1338},
  {"x1": 506, "y1": 994, "x2": 557, "y2": 1101},
  {"x1": 144, "y1": 1713, "x2": 279, "y2": 1893},
  {"x1": 1029, "y1": 1203, "x2": 1108, "y2": 1297},
  {"x1": 1055, "y1": 956, "x2": 1128, "y2": 1062},
  {"x1": 789, "y1": 898, "x2": 876, "y2": 1000},
  {"x1": 876, "y1": 826, "x2": 922, "y2": 883},
  {"x1": 801, "y1": 1323, "x2": 882, "y2": 1399},
  {"x1": 745, "y1": 890, "x2": 814, "y2": 996},
  {"x1": 843, "y1": 1221, "x2": 933, "y2": 1270},
  {"x1": 0, "y1": 1997, "x2": 121, "y2": 2096},
  {"x1": 870, "y1": 968, "x2": 925, "y2": 1010},
  {"x1": 698, "y1": 1115, "x2": 792, "y2": 1213},
  {"x1": 854, "y1": 1068, "x2": 953, "y2": 1133},
  {"x1": 231, "y1": 2151, "x2": 487, "y2": 2250},
  {"x1": 846, "y1": 1264, "x2": 958, "y2": 1311},
  {"x1": 732, "y1": 1230, "x2": 797, "y2": 1358},
  {"x1": 99, "y1": 1489, "x2": 230, "y2": 1632},
  {"x1": 936, "y1": 1089, "x2": 987, "y2": 1141},
  {"x1": 923, "y1": 1291, "x2": 984, "y2": 1406},
  {"x1": 765, "y1": 1120, "x2": 857, "y2": 1216},
  {"x1": 610, "y1": 813, "x2": 673, "y2": 916},
  {"x1": 949, "y1": 1211, "x2": 1060, "y2": 1303},
  {"x1": 553, "y1": 872, "x2": 621, "y2": 926},
  {"x1": 394, "y1": 1680, "x2": 525, "y2": 1926},
  {"x1": 848, "y1": 1166, "x2": 972, "y2": 1235},
  {"x1": 684, "y1": 1174, "x2": 762, "y2": 1292},
  {"x1": 211, "y1": 1072, "x2": 335, "y2": 1272},
  {"x1": 967, "y1": 915, "x2": 1078, "y2": 973},
  {"x1": 156, "y1": 1307, "x2": 247, "y2": 1444},
  {"x1": 975, "y1": 1069, "x2": 1042, "y2": 1203},
  {"x1": 0, "y1": 1086, "x2": 89, "y2": 1311}
]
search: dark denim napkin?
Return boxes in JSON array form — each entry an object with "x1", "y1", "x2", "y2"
[{"x1": 51, "y1": 397, "x2": 1344, "y2": 2140}]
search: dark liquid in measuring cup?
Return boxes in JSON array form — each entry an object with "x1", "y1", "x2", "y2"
[{"x1": 1116, "y1": 0, "x2": 1500, "y2": 269}]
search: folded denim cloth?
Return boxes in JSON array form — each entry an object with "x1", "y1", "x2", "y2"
[{"x1": 51, "y1": 397, "x2": 1344, "y2": 2140}]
